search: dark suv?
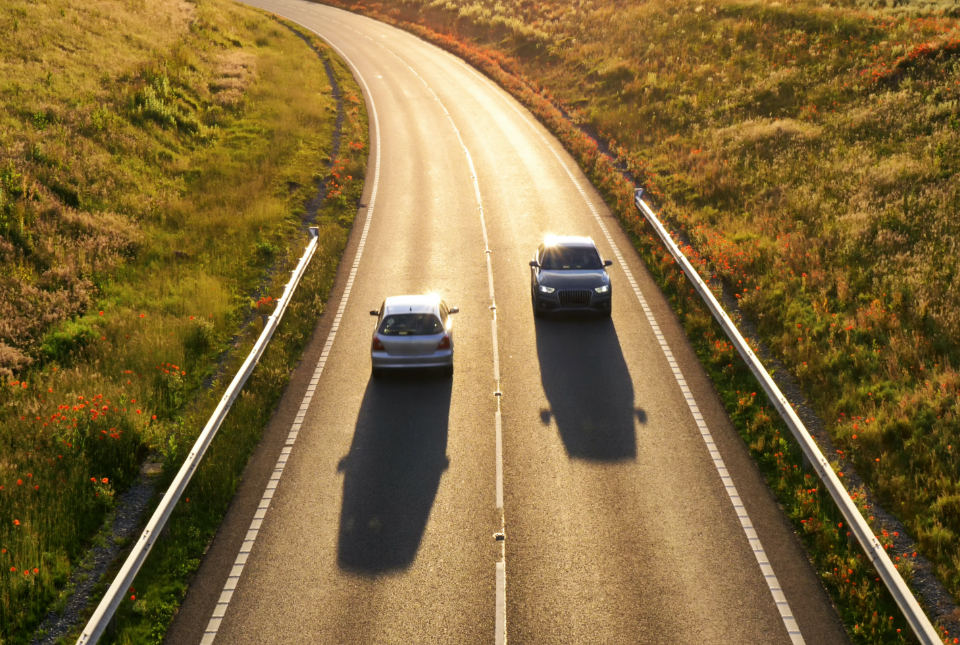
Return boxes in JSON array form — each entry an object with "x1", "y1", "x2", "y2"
[{"x1": 529, "y1": 236, "x2": 613, "y2": 317}]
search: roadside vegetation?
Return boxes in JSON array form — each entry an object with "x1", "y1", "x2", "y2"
[
  {"x1": 0, "y1": 0, "x2": 367, "y2": 641},
  {"x1": 310, "y1": 0, "x2": 960, "y2": 640}
]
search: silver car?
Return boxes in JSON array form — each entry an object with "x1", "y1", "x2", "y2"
[
  {"x1": 530, "y1": 236, "x2": 613, "y2": 317},
  {"x1": 369, "y1": 295, "x2": 459, "y2": 378}
]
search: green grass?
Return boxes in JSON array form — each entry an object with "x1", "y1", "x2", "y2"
[
  {"x1": 0, "y1": 0, "x2": 368, "y2": 641},
  {"x1": 306, "y1": 0, "x2": 960, "y2": 640}
]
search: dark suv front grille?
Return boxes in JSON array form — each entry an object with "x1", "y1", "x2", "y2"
[{"x1": 558, "y1": 290, "x2": 592, "y2": 307}]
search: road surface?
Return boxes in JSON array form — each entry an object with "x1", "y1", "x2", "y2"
[{"x1": 165, "y1": 2, "x2": 849, "y2": 643}]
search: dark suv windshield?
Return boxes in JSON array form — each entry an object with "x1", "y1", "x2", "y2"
[
  {"x1": 541, "y1": 246, "x2": 603, "y2": 270},
  {"x1": 379, "y1": 313, "x2": 444, "y2": 336}
]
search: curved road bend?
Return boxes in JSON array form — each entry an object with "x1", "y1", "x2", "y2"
[{"x1": 165, "y1": 2, "x2": 850, "y2": 644}]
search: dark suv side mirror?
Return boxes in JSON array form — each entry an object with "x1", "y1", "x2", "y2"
[
  {"x1": 529, "y1": 260, "x2": 540, "y2": 268},
  {"x1": 604, "y1": 260, "x2": 613, "y2": 267}
]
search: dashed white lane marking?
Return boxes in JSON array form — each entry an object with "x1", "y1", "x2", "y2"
[
  {"x1": 495, "y1": 561, "x2": 506, "y2": 645},
  {"x1": 199, "y1": 13, "x2": 382, "y2": 644},
  {"x1": 495, "y1": 411, "x2": 504, "y2": 510},
  {"x1": 491, "y1": 320, "x2": 501, "y2": 383},
  {"x1": 444, "y1": 56, "x2": 805, "y2": 645}
]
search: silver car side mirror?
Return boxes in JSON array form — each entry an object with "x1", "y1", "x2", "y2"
[
  {"x1": 370, "y1": 310, "x2": 379, "y2": 316},
  {"x1": 604, "y1": 260, "x2": 613, "y2": 267},
  {"x1": 529, "y1": 260, "x2": 539, "y2": 268},
  {"x1": 449, "y1": 307, "x2": 460, "y2": 314}
]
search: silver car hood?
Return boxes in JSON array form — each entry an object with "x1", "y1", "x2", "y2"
[{"x1": 539, "y1": 270, "x2": 609, "y2": 289}]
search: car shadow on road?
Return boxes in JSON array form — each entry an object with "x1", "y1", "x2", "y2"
[
  {"x1": 336, "y1": 371, "x2": 451, "y2": 573},
  {"x1": 535, "y1": 314, "x2": 640, "y2": 461}
]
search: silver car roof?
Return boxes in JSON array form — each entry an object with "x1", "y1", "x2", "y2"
[{"x1": 382, "y1": 295, "x2": 442, "y2": 315}]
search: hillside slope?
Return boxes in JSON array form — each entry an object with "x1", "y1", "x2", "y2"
[{"x1": 0, "y1": 0, "x2": 366, "y2": 640}]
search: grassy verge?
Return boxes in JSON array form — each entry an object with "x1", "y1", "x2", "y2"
[
  {"x1": 304, "y1": 0, "x2": 959, "y2": 641},
  {"x1": 97, "y1": 31, "x2": 367, "y2": 644},
  {"x1": 0, "y1": 0, "x2": 367, "y2": 641}
]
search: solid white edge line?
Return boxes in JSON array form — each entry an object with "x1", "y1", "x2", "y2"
[
  {"x1": 200, "y1": 7, "x2": 382, "y2": 642},
  {"x1": 434, "y1": 49, "x2": 807, "y2": 645}
]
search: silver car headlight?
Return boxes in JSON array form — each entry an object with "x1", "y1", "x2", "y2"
[
  {"x1": 539, "y1": 286, "x2": 555, "y2": 294},
  {"x1": 594, "y1": 285, "x2": 609, "y2": 294}
]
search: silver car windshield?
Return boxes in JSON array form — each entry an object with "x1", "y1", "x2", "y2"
[
  {"x1": 379, "y1": 313, "x2": 444, "y2": 336},
  {"x1": 541, "y1": 246, "x2": 602, "y2": 270}
]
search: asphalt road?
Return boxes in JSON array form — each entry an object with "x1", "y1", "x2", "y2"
[{"x1": 165, "y1": 2, "x2": 851, "y2": 643}]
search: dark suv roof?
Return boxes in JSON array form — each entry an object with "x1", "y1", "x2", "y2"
[{"x1": 543, "y1": 235, "x2": 596, "y2": 248}]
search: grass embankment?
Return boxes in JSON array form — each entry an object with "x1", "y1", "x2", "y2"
[
  {"x1": 308, "y1": 0, "x2": 959, "y2": 641},
  {"x1": 0, "y1": 0, "x2": 367, "y2": 641}
]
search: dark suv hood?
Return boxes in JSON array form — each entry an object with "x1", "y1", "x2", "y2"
[{"x1": 539, "y1": 270, "x2": 609, "y2": 289}]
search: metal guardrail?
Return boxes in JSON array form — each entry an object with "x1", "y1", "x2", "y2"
[
  {"x1": 634, "y1": 188, "x2": 940, "y2": 645},
  {"x1": 76, "y1": 228, "x2": 322, "y2": 645}
]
